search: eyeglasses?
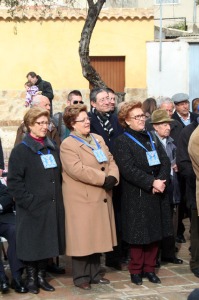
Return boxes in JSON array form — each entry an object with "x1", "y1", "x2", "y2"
[
  {"x1": 97, "y1": 97, "x2": 110, "y2": 103},
  {"x1": 72, "y1": 101, "x2": 84, "y2": 105},
  {"x1": 75, "y1": 117, "x2": 91, "y2": 123},
  {"x1": 129, "y1": 114, "x2": 147, "y2": 120},
  {"x1": 35, "y1": 121, "x2": 50, "y2": 126}
]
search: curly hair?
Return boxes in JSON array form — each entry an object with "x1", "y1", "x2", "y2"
[
  {"x1": 118, "y1": 101, "x2": 142, "y2": 128},
  {"x1": 63, "y1": 104, "x2": 88, "y2": 130}
]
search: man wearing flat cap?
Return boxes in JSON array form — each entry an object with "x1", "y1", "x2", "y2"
[
  {"x1": 172, "y1": 93, "x2": 197, "y2": 127},
  {"x1": 150, "y1": 110, "x2": 183, "y2": 266}
]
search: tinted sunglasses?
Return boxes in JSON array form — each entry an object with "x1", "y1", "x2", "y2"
[{"x1": 73, "y1": 100, "x2": 84, "y2": 104}]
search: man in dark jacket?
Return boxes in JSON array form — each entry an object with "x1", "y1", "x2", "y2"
[
  {"x1": 172, "y1": 93, "x2": 197, "y2": 127},
  {"x1": 172, "y1": 93, "x2": 198, "y2": 243},
  {"x1": 0, "y1": 182, "x2": 27, "y2": 293},
  {"x1": 26, "y1": 72, "x2": 54, "y2": 115},
  {"x1": 176, "y1": 117, "x2": 199, "y2": 277},
  {"x1": 88, "y1": 87, "x2": 123, "y2": 154},
  {"x1": 88, "y1": 87, "x2": 125, "y2": 270}
]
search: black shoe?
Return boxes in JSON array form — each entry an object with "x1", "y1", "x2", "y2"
[
  {"x1": 46, "y1": 263, "x2": 65, "y2": 274},
  {"x1": 192, "y1": 268, "x2": 199, "y2": 278},
  {"x1": 130, "y1": 274, "x2": 142, "y2": 285},
  {"x1": 161, "y1": 256, "x2": 183, "y2": 264},
  {"x1": 38, "y1": 276, "x2": 55, "y2": 292},
  {"x1": 11, "y1": 277, "x2": 28, "y2": 293},
  {"x1": 144, "y1": 272, "x2": 161, "y2": 284},
  {"x1": 176, "y1": 235, "x2": 186, "y2": 243},
  {"x1": 0, "y1": 276, "x2": 9, "y2": 293}
]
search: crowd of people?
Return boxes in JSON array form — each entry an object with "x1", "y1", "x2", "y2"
[{"x1": 0, "y1": 72, "x2": 198, "y2": 297}]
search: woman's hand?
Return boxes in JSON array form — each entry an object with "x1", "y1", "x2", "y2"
[{"x1": 152, "y1": 179, "x2": 166, "y2": 193}]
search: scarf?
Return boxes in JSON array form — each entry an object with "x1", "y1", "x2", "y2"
[{"x1": 92, "y1": 107, "x2": 114, "y2": 137}]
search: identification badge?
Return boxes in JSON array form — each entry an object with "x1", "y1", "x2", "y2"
[
  {"x1": 93, "y1": 149, "x2": 108, "y2": 163},
  {"x1": 146, "y1": 150, "x2": 160, "y2": 166},
  {"x1": 40, "y1": 154, "x2": 57, "y2": 169}
]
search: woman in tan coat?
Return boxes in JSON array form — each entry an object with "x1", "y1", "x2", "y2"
[{"x1": 60, "y1": 104, "x2": 119, "y2": 290}]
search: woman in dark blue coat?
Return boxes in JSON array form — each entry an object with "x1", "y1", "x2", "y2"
[
  {"x1": 113, "y1": 101, "x2": 173, "y2": 285},
  {"x1": 7, "y1": 107, "x2": 65, "y2": 294}
]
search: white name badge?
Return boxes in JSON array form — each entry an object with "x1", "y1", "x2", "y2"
[
  {"x1": 146, "y1": 150, "x2": 160, "y2": 166},
  {"x1": 93, "y1": 149, "x2": 108, "y2": 163},
  {"x1": 41, "y1": 154, "x2": 57, "y2": 169}
]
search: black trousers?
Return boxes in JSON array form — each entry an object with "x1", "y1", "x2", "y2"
[
  {"x1": 0, "y1": 222, "x2": 24, "y2": 278},
  {"x1": 190, "y1": 209, "x2": 199, "y2": 270},
  {"x1": 72, "y1": 254, "x2": 101, "y2": 285},
  {"x1": 161, "y1": 205, "x2": 177, "y2": 259}
]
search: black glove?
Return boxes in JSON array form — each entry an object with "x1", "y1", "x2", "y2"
[{"x1": 102, "y1": 176, "x2": 117, "y2": 191}]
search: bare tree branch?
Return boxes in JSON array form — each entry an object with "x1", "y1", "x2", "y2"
[{"x1": 79, "y1": 0, "x2": 107, "y2": 89}]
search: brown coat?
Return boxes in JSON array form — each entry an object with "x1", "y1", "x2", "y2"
[
  {"x1": 60, "y1": 133, "x2": 119, "y2": 256},
  {"x1": 188, "y1": 125, "x2": 199, "y2": 215},
  {"x1": 14, "y1": 121, "x2": 61, "y2": 147}
]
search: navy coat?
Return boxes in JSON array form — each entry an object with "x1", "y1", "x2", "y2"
[{"x1": 7, "y1": 134, "x2": 65, "y2": 261}]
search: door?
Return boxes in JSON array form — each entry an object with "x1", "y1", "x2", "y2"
[{"x1": 90, "y1": 56, "x2": 125, "y2": 92}]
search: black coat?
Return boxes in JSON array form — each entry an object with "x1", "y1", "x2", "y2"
[
  {"x1": 145, "y1": 118, "x2": 183, "y2": 146},
  {"x1": 176, "y1": 120, "x2": 199, "y2": 209},
  {"x1": 7, "y1": 134, "x2": 65, "y2": 261},
  {"x1": 113, "y1": 128, "x2": 173, "y2": 245},
  {"x1": 0, "y1": 182, "x2": 15, "y2": 224},
  {"x1": 36, "y1": 75, "x2": 54, "y2": 102},
  {"x1": 88, "y1": 111, "x2": 123, "y2": 154},
  {"x1": 172, "y1": 111, "x2": 197, "y2": 128}
]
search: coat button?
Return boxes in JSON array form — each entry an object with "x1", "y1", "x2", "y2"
[
  {"x1": 101, "y1": 167, "x2": 105, "y2": 171},
  {"x1": 104, "y1": 199, "x2": 107, "y2": 203}
]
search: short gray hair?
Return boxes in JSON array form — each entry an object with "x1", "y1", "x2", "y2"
[
  {"x1": 90, "y1": 87, "x2": 107, "y2": 103},
  {"x1": 156, "y1": 96, "x2": 174, "y2": 109},
  {"x1": 31, "y1": 95, "x2": 42, "y2": 107}
]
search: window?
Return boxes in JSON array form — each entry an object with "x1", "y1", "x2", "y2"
[{"x1": 155, "y1": 0, "x2": 179, "y2": 4}]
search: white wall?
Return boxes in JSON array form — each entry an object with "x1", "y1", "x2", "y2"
[{"x1": 146, "y1": 40, "x2": 189, "y2": 98}]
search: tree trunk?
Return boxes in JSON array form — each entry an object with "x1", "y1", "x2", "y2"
[{"x1": 79, "y1": 0, "x2": 107, "y2": 89}]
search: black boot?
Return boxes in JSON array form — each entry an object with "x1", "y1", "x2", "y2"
[
  {"x1": 37, "y1": 260, "x2": 55, "y2": 292},
  {"x1": 25, "y1": 262, "x2": 39, "y2": 294}
]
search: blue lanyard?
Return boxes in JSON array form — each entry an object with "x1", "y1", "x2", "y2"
[
  {"x1": 124, "y1": 131, "x2": 155, "y2": 152},
  {"x1": 22, "y1": 141, "x2": 50, "y2": 155},
  {"x1": 70, "y1": 134, "x2": 101, "y2": 150}
]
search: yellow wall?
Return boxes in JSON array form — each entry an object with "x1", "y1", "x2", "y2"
[{"x1": 0, "y1": 17, "x2": 154, "y2": 90}]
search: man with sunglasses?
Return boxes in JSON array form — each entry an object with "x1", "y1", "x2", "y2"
[{"x1": 53, "y1": 90, "x2": 83, "y2": 142}]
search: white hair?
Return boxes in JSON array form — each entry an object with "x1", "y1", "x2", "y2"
[{"x1": 156, "y1": 96, "x2": 174, "y2": 109}]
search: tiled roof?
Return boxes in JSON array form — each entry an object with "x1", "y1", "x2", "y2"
[{"x1": 0, "y1": 7, "x2": 154, "y2": 20}]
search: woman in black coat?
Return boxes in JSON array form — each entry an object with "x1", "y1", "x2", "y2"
[
  {"x1": 7, "y1": 107, "x2": 65, "y2": 294},
  {"x1": 113, "y1": 101, "x2": 173, "y2": 285}
]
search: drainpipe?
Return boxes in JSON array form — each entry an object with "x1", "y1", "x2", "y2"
[
  {"x1": 193, "y1": 0, "x2": 197, "y2": 25},
  {"x1": 159, "y1": 0, "x2": 163, "y2": 72}
]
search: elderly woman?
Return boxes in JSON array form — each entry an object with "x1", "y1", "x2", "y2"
[
  {"x1": 113, "y1": 101, "x2": 173, "y2": 285},
  {"x1": 7, "y1": 107, "x2": 65, "y2": 294},
  {"x1": 60, "y1": 104, "x2": 119, "y2": 290}
]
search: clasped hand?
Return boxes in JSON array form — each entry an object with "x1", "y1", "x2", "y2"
[{"x1": 152, "y1": 179, "x2": 166, "y2": 194}]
